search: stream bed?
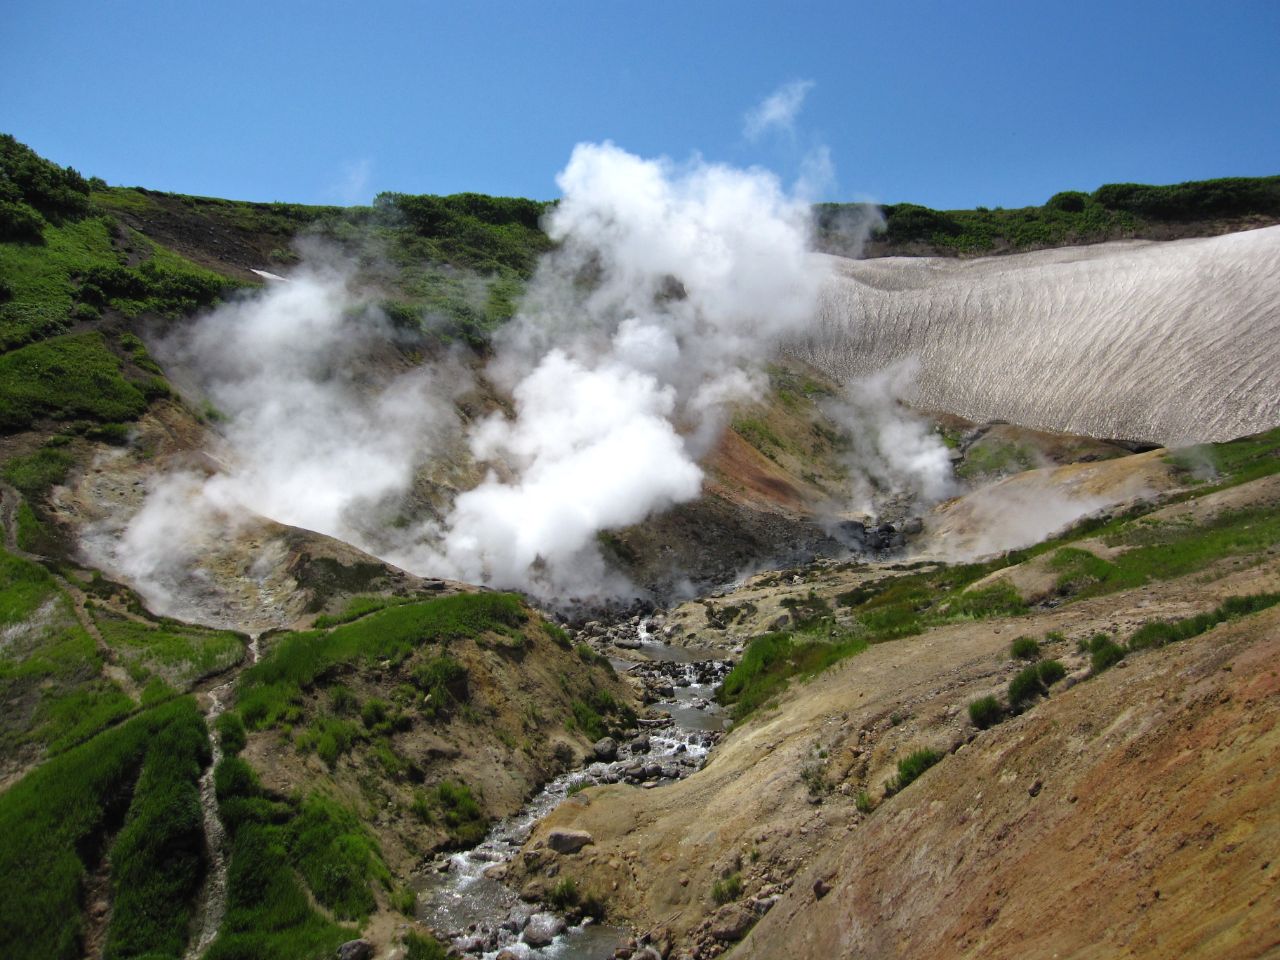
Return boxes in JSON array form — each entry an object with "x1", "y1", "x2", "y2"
[{"x1": 416, "y1": 634, "x2": 731, "y2": 959}]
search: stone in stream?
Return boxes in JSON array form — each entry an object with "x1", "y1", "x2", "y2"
[
  {"x1": 336, "y1": 940, "x2": 373, "y2": 960},
  {"x1": 593, "y1": 737, "x2": 619, "y2": 761},
  {"x1": 523, "y1": 912, "x2": 567, "y2": 947},
  {"x1": 546, "y1": 828, "x2": 594, "y2": 854}
]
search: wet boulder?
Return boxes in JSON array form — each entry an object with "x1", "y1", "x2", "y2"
[{"x1": 523, "y1": 912, "x2": 567, "y2": 947}]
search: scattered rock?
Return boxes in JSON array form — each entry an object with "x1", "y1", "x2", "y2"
[
  {"x1": 710, "y1": 904, "x2": 756, "y2": 942},
  {"x1": 523, "y1": 912, "x2": 567, "y2": 947},
  {"x1": 813, "y1": 877, "x2": 832, "y2": 899},
  {"x1": 337, "y1": 940, "x2": 373, "y2": 960},
  {"x1": 547, "y1": 828, "x2": 595, "y2": 854}
]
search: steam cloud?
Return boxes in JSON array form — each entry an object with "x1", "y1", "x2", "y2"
[
  {"x1": 825, "y1": 359, "x2": 956, "y2": 515},
  {"x1": 112, "y1": 142, "x2": 834, "y2": 603},
  {"x1": 744, "y1": 80, "x2": 815, "y2": 140}
]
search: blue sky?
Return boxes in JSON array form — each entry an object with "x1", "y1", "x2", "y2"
[{"x1": 4, "y1": 1, "x2": 1278, "y2": 209}]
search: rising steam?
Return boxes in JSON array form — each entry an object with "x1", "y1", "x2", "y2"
[{"x1": 109, "y1": 142, "x2": 835, "y2": 603}]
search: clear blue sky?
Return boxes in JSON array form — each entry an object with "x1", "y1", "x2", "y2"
[{"x1": 4, "y1": 0, "x2": 1278, "y2": 209}]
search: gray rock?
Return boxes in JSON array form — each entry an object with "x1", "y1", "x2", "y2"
[
  {"x1": 710, "y1": 904, "x2": 756, "y2": 942},
  {"x1": 337, "y1": 940, "x2": 374, "y2": 960},
  {"x1": 523, "y1": 912, "x2": 567, "y2": 947},
  {"x1": 546, "y1": 828, "x2": 594, "y2": 854},
  {"x1": 593, "y1": 737, "x2": 619, "y2": 761}
]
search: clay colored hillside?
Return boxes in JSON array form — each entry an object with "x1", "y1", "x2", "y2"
[{"x1": 509, "y1": 444, "x2": 1280, "y2": 960}]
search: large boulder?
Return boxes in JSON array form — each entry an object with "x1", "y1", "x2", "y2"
[
  {"x1": 710, "y1": 904, "x2": 757, "y2": 942},
  {"x1": 523, "y1": 912, "x2": 567, "y2": 947},
  {"x1": 593, "y1": 737, "x2": 619, "y2": 761},
  {"x1": 547, "y1": 828, "x2": 594, "y2": 854}
]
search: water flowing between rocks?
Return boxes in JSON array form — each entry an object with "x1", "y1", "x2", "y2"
[{"x1": 417, "y1": 626, "x2": 732, "y2": 959}]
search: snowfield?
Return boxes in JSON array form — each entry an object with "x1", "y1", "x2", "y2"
[{"x1": 799, "y1": 225, "x2": 1280, "y2": 443}]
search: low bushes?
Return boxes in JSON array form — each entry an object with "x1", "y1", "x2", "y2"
[
  {"x1": 886, "y1": 748, "x2": 943, "y2": 794},
  {"x1": 968, "y1": 695, "x2": 1003, "y2": 729}
]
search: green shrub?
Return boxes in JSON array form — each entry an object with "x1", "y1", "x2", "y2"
[
  {"x1": 968, "y1": 695, "x2": 1003, "y2": 729},
  {"x1": 216, "y1": 711, "x2": 247, "y2": 755},
  {"x1": 548, "y1": 876, "x2": 579, "y2": 910},
  {"x1": 711, "y1": 872, "x2": 743, "y2": 904},
  {"x1": 1008, "y1": 665, "x2": 1045, "y2": 709},
  {"x1": 1010, "y1": 636, "x2": 1041, "y2": 660},
  {"x1": 1037, "y1": 659, "x2": 1066, "y2": 685},
  {"x1": 2, "y1": 445, "x2": 75, "y2": 499},
  {"x1": 1089, "y1": 635, "x2": 1126, "y2": 673},
  {"x1": 0, "y1": 333, "x2": 148, "y2": 432},
  {"x1": 855, "y1": 790, "x2": 875, "y2": 814},
  {"x1": 887, "y1": 748, "x2": 943, "y2": 794},
  {"x1": 404, "y1": 931, "x2": 449, "y2": 960}
]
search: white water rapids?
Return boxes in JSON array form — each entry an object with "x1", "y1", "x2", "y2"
[{"x1": 798, "y1": 225, "x2": 1280, "y2": 444}]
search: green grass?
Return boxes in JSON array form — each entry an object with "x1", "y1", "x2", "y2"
[
  {"x1": 0, "y1": 332, "x2": 148, "y2": 432},
  {"x1": 955, "y1": 438, "x2": 1036, "y2": 480},
  {"x1": 1127, "y1": 593, "x2": 1280, "y2": 652},
  {"x1": 1008, "y1": 665, "x2": 1046, "y2": 710},
  {"x1": 1087, "y1": 634, "x2": 1126, "y2": 673},
  {"x1": 1037, "y1": 659, "x2": 1067, "y2": 686},
  {"x1": 411, "y1": 779, "x2": 489, "y2": 849},
  {"x1": 236, "y1": 592, "x2": 526, "y2": 729},
  {"x1": 103, "y1": 707, "x2": 210, "y2": 960},
  {"x1": 1050, "y1": 505, "x2": 1280, "y2": 601},
  {"x1": 0, "y1": 217, "x2": 117, "y2": 348},
  {"x1": 288, "y1": 794, "x2": 391, "y2": 920},
  {"x1": 711, "y1": 872, "x2": 743, "y2": 904},
  {"x1": 92, "y1": 608, "x2": 246, "y2": 690},
  {"x1": 886, "y1": 748, "x2": 943, "y2": 794},
  {"x1": 404, "y1": 932, "x2": 449, "y2": 960},
  {"x1": 968, "y1": 695, "x2": 1003, "y2": 729},
  {"x1": 567, "y1": 688, "x2": 637, "y2": 741},
  {"x1": 0, "y1": 547, "x2": 134, "y2": 755},
  {"x1": 0, "y1": 697, "x2": 206, "y2": 960},
  {"x1": 1010, "y1": 636, "x2": 1041, "y2": 661},
  {"x1": 311, "y1": 593, "x2": 411, "y2": 628},
  {"x1": 719, "y1": 562, "x2": 1027, "y2": 721},
  {"x1": 206, "y1": 718, "x2": 366, "y2": 960}
]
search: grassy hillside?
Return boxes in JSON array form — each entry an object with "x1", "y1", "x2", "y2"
[{"x1": 816, "y1": 174, "x2": 1280, "y2": 256}]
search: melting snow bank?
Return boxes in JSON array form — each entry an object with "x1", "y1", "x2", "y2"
[
  {"x1": 799, "y1": 226, "x2": 1280, "y2": 444},
  {"x1": 417, "y1": 647, "x2": 731, "y2": 958}
]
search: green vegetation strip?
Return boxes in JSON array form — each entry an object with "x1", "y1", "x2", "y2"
[
  {"x1": 0, "y1": 547, "x2": 134, "y2": 754},
  {"x1": 0, "y1": 697, "x2": 206, "y2": 960},
  {"x1": 720, "y1": 560, "x2": 1026, "y2": 720},
  {"x1": 236, "y1": 592, "x2": 526, "y2": 729}
]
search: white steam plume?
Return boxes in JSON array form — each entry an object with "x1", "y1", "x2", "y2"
[
  {"x1": 109, "y1": 142, "x2": 830, "y2": 605},
  {"x1": 103, "y1": 257, "x2": 463, "y2": 606},
  {"x1": 407, "y1": 142, "x2": 827, "y2": 595},
  {"x1": 825, "y1": 359, "x2": 956, "y2": 515}
]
